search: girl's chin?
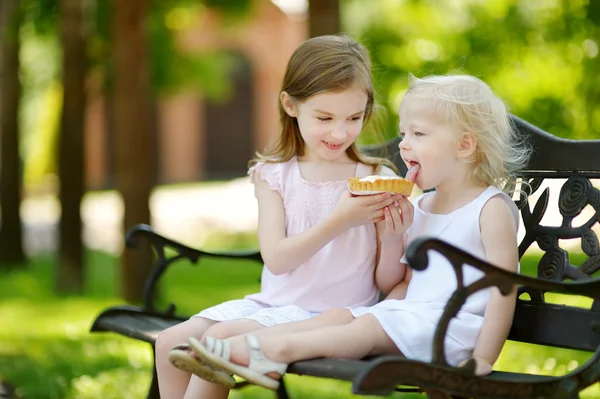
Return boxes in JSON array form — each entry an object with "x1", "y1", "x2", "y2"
[
  {"x1": 319, "y1": 148, "x2": 347, "y2": 160},
  {"x1": 414, "y1": 178, "x2": 433, "y2": 191}
]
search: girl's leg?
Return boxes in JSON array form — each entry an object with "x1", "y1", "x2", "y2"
[
  {"x1": 181, "y1": 310, "x2": 353, "y2": 398},
  {"x1": 225, "y1": 314, "x2": 400, "y2": 376},
  {"x1": 252, "y1": 308, "x2": 354, "y2": 339},
  {"x1": 277, "y1": 313, "x2": 401, "y2": 360},
  {"x1": 155, "y1": 317, "x2": 217, "y2": 399},
  {"x1": 183, "y1": 318, "x2": 265, "y2": 399},
  {"x1": 183, "y1": 375, "x2": 228, "y2": 399}
]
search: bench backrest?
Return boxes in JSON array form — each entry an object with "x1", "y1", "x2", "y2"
[{"x1": 364, "y1": 115, "x2": 600, "y2": 352}]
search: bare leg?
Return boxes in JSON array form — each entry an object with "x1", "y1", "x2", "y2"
[
  {"x1": 183, "y1": 319, "x2": 265, "y2": 399},
  {"x1": 183, "y1": 309, "x2": 358, "y2": 395},
  {"x1": 253, "y1": 308, "x2": 354, "y2": 339},
  {"x1": 225, "y1": 314, "x2": 400, "y2": 378},
  {"x1": 156, "y1": 317, "x2": 217, "y2": 399}
]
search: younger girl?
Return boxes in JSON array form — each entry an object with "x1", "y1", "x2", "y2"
[
  {"x1": 182, "y1": 74, "x2": 531, "y2": 390},
  {"x1": 155, "y1": 35, "x2": 408, "y2": 398}
]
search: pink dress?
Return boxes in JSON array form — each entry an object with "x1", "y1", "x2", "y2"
[{"x1": 194, "y1": 156, "x2": 382, "y2": 326}]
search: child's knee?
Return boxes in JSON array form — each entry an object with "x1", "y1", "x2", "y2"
[
  {"x1": 352, "y1": 314, "x2": 396, "y2": 354},
  {"x1": 156, "y1": 318, "x2": 214, "y2": 354},
  {"x1": 202, "y1": 322, "x2": 240, "y2": 340},
  {"x1": 353, "y1": 313, "x2": 380, "y2": 329},
  {"x1": 155, "y1": 328, "x2": 178, "y2": 357},
  {"x1": 202, "y1": 320, "x2": 261, "y2": 340}
]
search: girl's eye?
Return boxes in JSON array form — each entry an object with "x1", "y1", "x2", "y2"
[
  {"x1": 398, "y1": 132, "x2": 406, "y2": 139},
  {"x1": 414, "y1": 131, "x2": 424, "y2": 136},
  {"x1": 350, "y1": 116, "x2": 362, "y2": 121},
  {"x1": 317, "y1": 117, "x2": 331, "y2": 121}
]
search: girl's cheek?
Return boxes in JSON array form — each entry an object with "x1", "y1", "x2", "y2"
[{"x1": 349, "y1": 126, "x2": 362, "y2": 139}]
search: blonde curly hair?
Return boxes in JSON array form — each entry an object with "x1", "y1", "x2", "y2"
[{"x1": 402, "y1": 74, "x2": 531, "y2": 194}]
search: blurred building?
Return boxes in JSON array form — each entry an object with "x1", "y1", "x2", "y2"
[{"x1": 84, "y1": 0, "x2": 307, "y2": 189}]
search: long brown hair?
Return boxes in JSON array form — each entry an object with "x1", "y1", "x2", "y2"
[{"x1": 250, "y1": 34, "x2": 395, "y2": 174}]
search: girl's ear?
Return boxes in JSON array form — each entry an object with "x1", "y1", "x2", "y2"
[
  {"x1": 280, "y1": 91, "x2": 297, "y2": 117},
  {"x1": 457, "y1": 132, "x2": 477, "y2": 160}
]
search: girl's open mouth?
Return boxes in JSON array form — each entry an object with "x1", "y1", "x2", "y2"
[
  {"x1": 323, "y1": 141, "x2": 343, "y2": 150},
  {"x1": 405, "y1": 161, "x2": 421, "y2": 182}
]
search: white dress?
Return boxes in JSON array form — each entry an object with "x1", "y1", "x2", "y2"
[{"x1": 350, "y1": 186, "x2": 519, "y2": 366}]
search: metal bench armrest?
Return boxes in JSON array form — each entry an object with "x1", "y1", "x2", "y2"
[
  {"x1": 405, "y1": 237, "x2": 600, "y2": 368},
  {"x1": 126, "y1": 223, "x2": 262, "y2": 316}
]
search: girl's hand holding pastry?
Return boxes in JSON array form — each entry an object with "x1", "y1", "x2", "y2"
[
  {"x1": 378, "y1": 196, "x2": 413, "y2": 243},
  {"x1": 332, "y1": 191, "x2": 402, "y2": 230}
]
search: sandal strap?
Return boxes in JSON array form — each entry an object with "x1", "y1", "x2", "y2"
[
  {"x1": 246, "y1": 335, "x2": 288, "y2": 375},
  {"x1": 204, "y1": 336, "x2": 231, "y2": 361},
  {"x1": 205, "y1": 336, "x2": 216, "y2": 352}
]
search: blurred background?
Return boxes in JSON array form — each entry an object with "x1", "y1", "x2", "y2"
[{"x1": 1, "y1": 0, "x2": 599, "y2": 398}]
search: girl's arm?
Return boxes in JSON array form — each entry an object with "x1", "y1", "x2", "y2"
[
  {"x1": 255, "y1": 175, "x2": 397, "y2": 275},
  {"x1": 384, "y1": 267, "x2": 412, "y2": 300},
  {"x1": 374, "y1": 221, "x2": 406, "y2": 294},
  {"x1": 373, "y1": 166, "x2": 410, "y2": 294},
  {"x1": 464, "y1": 196, "x2": 519, "y2": 375},
  {"x1": 374, "y1": 197, "x2": 413, "y2": 294}
]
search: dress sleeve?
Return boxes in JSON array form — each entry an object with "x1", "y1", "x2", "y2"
[{"x1": 248, "y1": 161, "x2": 283, "y2": 195}]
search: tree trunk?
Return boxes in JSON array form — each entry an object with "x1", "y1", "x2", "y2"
[
  {"x1": 112, "y1": 0, "x2": 154, "y2": 302},
  {"x1": 308, "y1": 0, "x2": 340, "y2": 37},
  {"x1": 56, "y1": 0, "x2": 87, "y2": 293},
  {"x1": 0, "y1": 0, "x2": 25, "y2": 267}
]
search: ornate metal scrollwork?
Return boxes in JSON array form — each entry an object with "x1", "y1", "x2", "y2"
[
  {"x1": 517, "y1": 176, "x2": 600, "y2": 306},
  {"x1": 559, "y1": 177, "x2": 591, "y2": 218},
  {"x1": 537, "y1": 248, "x2": 567, "y2": 281}
]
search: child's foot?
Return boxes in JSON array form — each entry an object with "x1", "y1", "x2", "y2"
[
  {"x1": 168, "y1": 343, "x2": 236, "y2": 388},
  {"x1": 188, "y1": 335, "x2": 288, "y2": 390}
]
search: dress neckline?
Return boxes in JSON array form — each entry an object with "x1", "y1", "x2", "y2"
[
  {"x1": 293, "y1": 156, "x2": 365, "y2": 186},
  {"x1": 415, "y1": 186, "x2": 495, "y2": 217}
]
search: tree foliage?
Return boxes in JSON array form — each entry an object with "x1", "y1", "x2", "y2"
[
  {"x1": 19, "y1": 0, "x2": 252, "y2": 185},
  {"x1": 342, "y1": 0, "x2": 600, "y2": 141}
]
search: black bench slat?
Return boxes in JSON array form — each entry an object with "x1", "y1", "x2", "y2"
[
  {"x1": 289, "y1": 357, "x2": 561, "y2": 384},
  {"x1": 509, "y1": 301, "x2": 600, "y2": 351},
  {"x1": 91, "y1": 307, "x2": 183, "y2": 343},
  {"x1": 288, "y1": 358, "x2": 368, "y2": 381},
  {"x1": 486, "y1": 371, "x2": 560, "y2": 382},
  {"x1": 95, "y1": 314, "x2": 176, "y2": 342},
  {"x1": 512, "y1": 117, "x2": 600, "y2": 175},
  {"x1": 352, "y1": 355, "x2": 581, "y2": 397}
]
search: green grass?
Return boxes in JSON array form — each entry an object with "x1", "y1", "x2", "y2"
[{"x1": 0, "y1": 249, "x2": 599, "y2": 398}]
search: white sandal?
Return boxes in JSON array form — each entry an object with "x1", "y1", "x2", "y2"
[
  {"x1": 168, "y1": 343, "x2": 236, "y2": 388},
  {"x1": 188, "y1": 335, "x2": 288, "y2": 390}
]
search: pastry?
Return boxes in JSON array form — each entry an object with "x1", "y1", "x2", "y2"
[{"x1": 348, "y1": 175, "x2": 414, "y2": 196}]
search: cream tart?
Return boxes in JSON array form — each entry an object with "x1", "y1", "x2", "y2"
[
  {"x1": 348, "y1": 175, "x2": 414, "y2": 196},
  {"x1": 348, "y1": 163, "x2": 420, "y2": 196}
]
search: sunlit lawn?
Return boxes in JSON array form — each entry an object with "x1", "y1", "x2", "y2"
[{"x1": 1, "y1": 246, "x2": 599, "y2": 398}]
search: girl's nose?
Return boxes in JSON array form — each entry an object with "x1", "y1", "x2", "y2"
[
  {"x1": 331, "y1": 124, "x2": 347, "y2": 140},
  {"x1": 399, "y1": 137, "x2": 410, "y2": 151}
]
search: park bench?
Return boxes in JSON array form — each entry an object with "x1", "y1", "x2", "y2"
[{"x1": 90, "y1": 115, "x2": 600, "y2": 399}]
